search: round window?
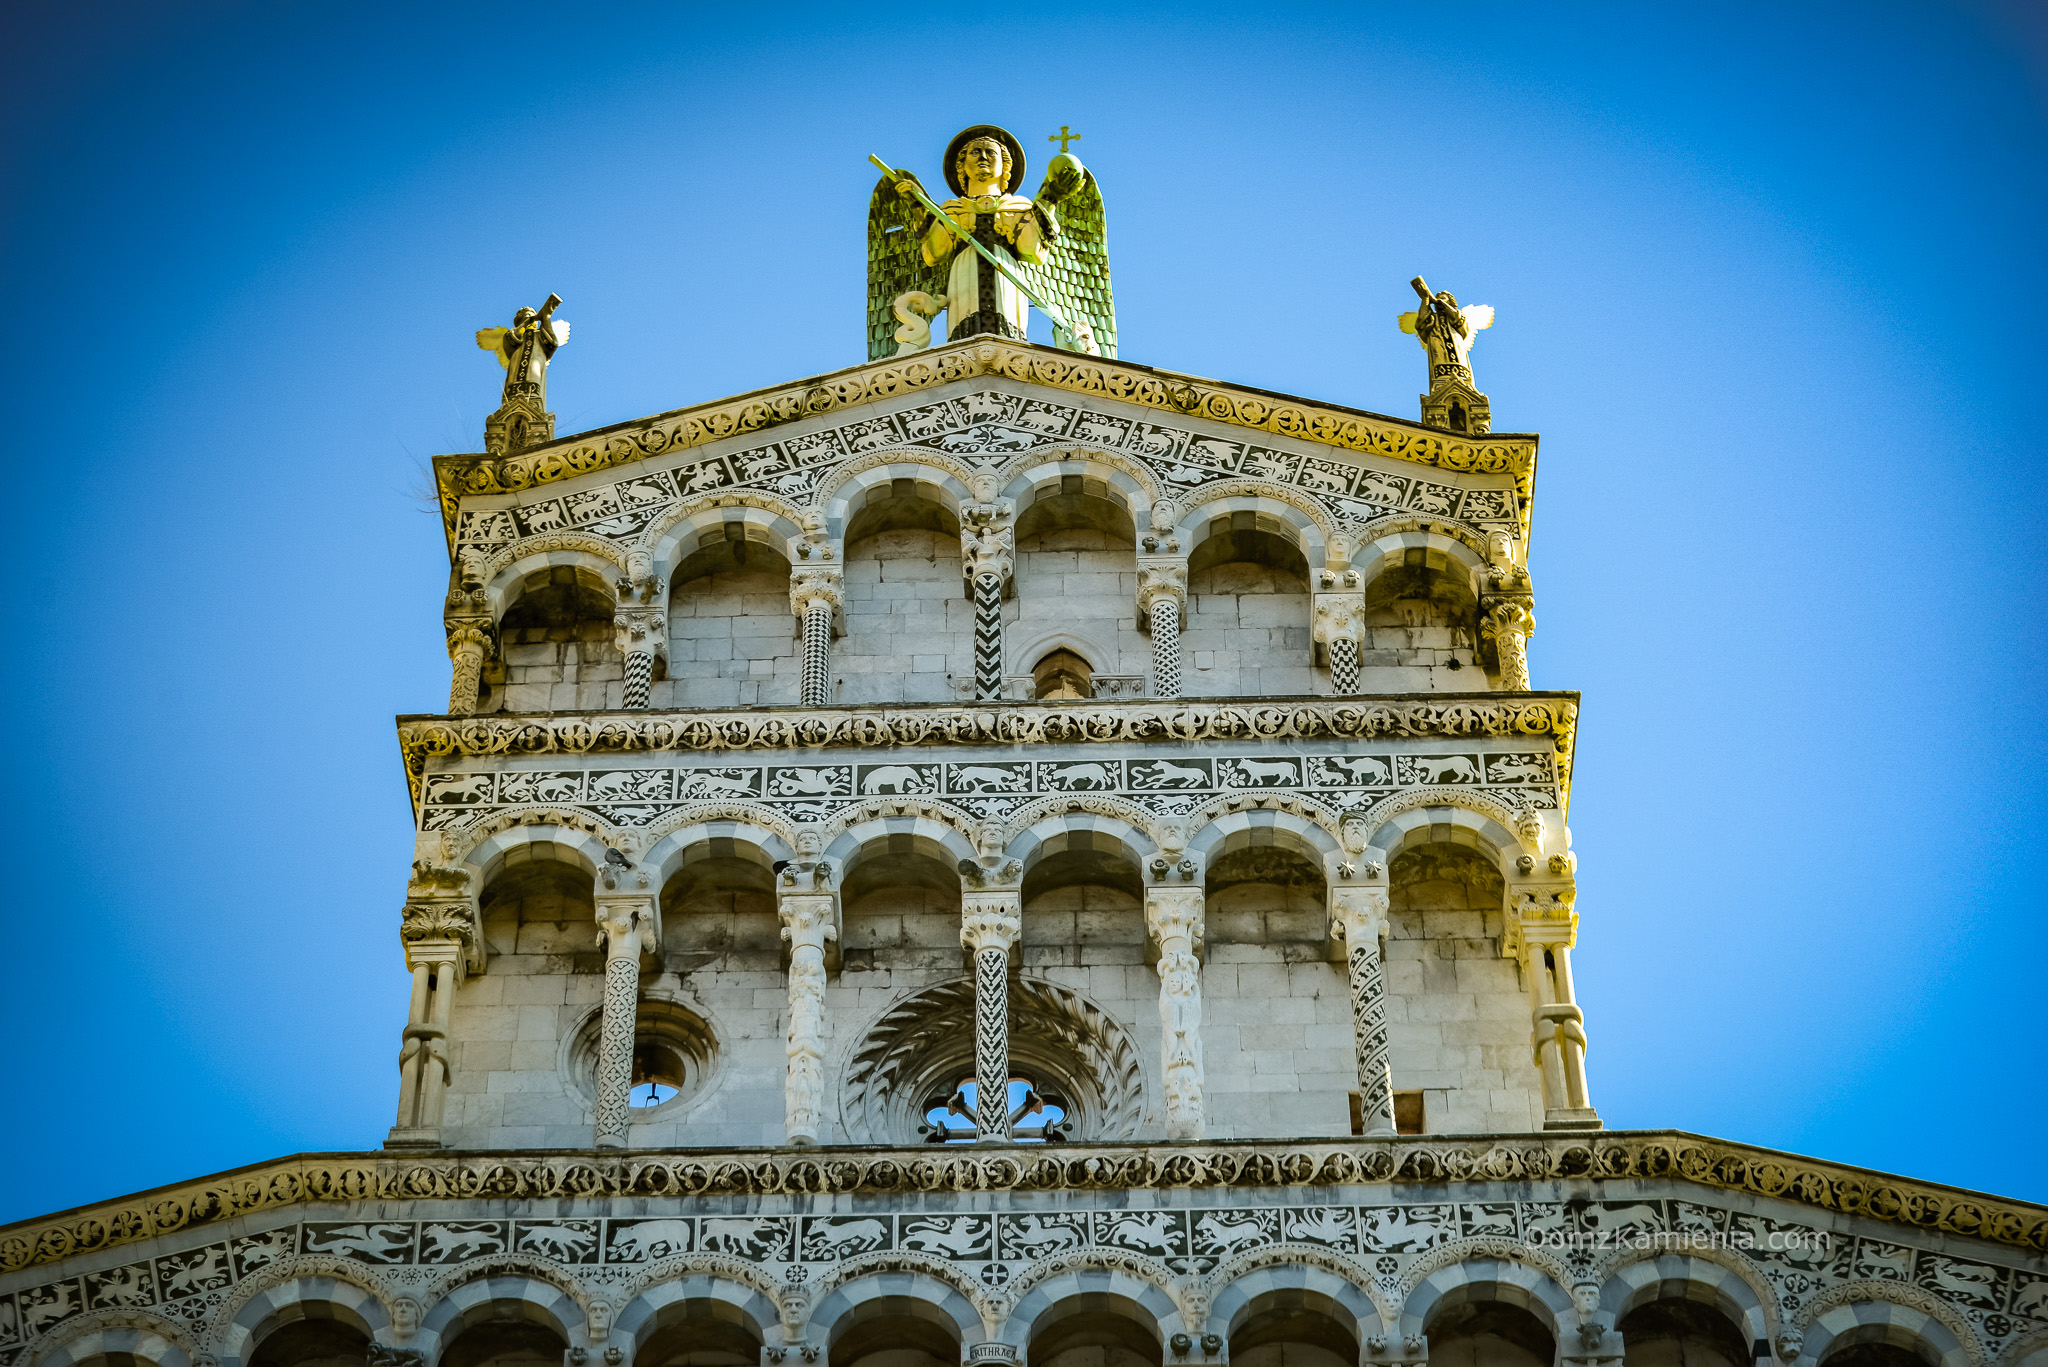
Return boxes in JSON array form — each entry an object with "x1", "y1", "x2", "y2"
[{"x1": 565, "y1": 997, "x2": 718, "y2": 1114}]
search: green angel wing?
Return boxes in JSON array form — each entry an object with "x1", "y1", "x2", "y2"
[
  {"x1": 1019, "y1": 153, "x2": 1117, "y2": 358},
  {"x1": 867, "y1": 170, "x2": 946, "y2": 361}
]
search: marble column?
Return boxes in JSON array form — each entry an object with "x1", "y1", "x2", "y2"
[
  {"x1": 961, "y1": 500, "x2": 1015, "y2": 701},
  {"x1": 1138, "y1": 560, "x2": 1188, "y2": 699},
  {"x1": 778, "y1": 888, "x2": 837, "y2": 1146},
  {"x1": 1313, "y1": 578, "x2": 1367, "y2": 696},
  {"x1": 613, "y1": 609, "x2": 665, "y2": 710},
  {"x1": 1331, "y1": 885, "x2": 1396, "y2": 1137},
  {"x1": 1484, "y1": 599, "x2": 1536, "y2": 691},
  {"x1": 960, "y1": 892, "x2": 1022, "y2": 1142},
  {"x1": 593, "y1": 858, "x2": 658, "y2": 1149},
  {"x1": 1145, "y1": 885, "x2": 1207, "y2": 1141},
  {"x1": 790, "y1": 570, "x2": 844, "y2": 709},
  {"x1": 445, "y1": 621, "x2": 491, "y2": 715}
]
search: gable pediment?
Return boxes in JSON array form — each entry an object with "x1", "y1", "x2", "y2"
[{"x1": 435, "y1": 338, "x2": 1536, "y2": 559}]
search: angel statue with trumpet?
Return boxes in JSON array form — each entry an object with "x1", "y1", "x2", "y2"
[
  {"x1": 476, "y1": 293, "x2": 570, "y2": 455},
  {"x1": 1399, "y1": 276, "x2": 1495, "y2": 434},
  {"x1": 866, "y1": 125, "x2": 1115, "y2": 360}
]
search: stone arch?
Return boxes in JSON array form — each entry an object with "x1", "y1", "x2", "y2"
[
  {"x1": 1009, "y1": 809, "x2": 1159, "y2": 881},
  {"x1": 462, "y1": 821, "x2": 612, "y2": 885},
  {"x1": 640, "y1": 813, "x2": 796, "y2": 888},
  {"x1": 1351, "y1": 521, "x2": 1490, "y2": 582},
  {"x1": 1206, "y1": 1254, "x2": 1389, "y2": 1340},
  {"x1": 823, "y1": 811, "x2": 979, "y2": 877},
  {"x1": 808, "y1": 1268, "x2": 983, "y2": 1361},
  {"x1": 1798, "y1": 1290, "x2": 1980, "y2": 1367},
  {"x1": 997, "y1": 448, "x2": 1160, "y2": 526},
  {"x1": 1001, "y1": 1263, "x2": 1185, "y2": 1353},
  {"x1": 417, "y1": 1270, "x2": 585, "y2": 1361},
  {"x1": 612, "y1": 1273, "x2": 779, "y2": 1356},
  {"x1": 1357, "y1": 791, "x2": 1530, "y2": 868},
  {"x1": 444, "y1": 808, "x2": 611, "y2": 865},
  {"x1": 32, "y1": 1317, "x2": 197, "y2": 1367},
  {"x1": 813, "y1": 1256, "x2": 994, "y2": 1336},
  {"x1": 1598, "y1": 1251, "x2": 1774, "y2": 1346},
  {"x1": 817, "y1": 459, "x2": 977, "y2": 531},
  {"x1": 1398, "y1": 1254, "x2": 1573, "y2": 1339},
  {"x1": 483, "y1": 543, "x2": 624, "y2": 622},
  {"x1": 1185, "y1": 805, "x2": 1341, "y2": 871},
  {"x1": 638, "y1": 494, "x2": 809, "y2": 581},
  {"x1": 1007, "y1": 624, "x2": 1130, "y2": 692},
  {"x1": 476, "y1": 536, "x2": 629, "y2": 619},
  {"x1": 215, "y1": 1265, "x2": 394, "y2": 1367},
  {"x1": 1174, "y1": 483, "x2": 1338, "y2": 566}
]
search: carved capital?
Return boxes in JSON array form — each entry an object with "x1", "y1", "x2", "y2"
[
  {"x1": 595, "y1": 893, "x2": 659, "y2": 959},
  {"x1": 1329, "y1": 885, "x2": 1391, "y2": 945},
  {"x1": 789, "y1": 568, "x2": 845, "y2": 618},
  {"x1": 778, "y1": 892, "x2": 839, "y2": 956},
  {"x1": 1136, "y1": 559, "x2": 1188, "y2": 619},
  {"x1": 612, "y1": 608, "x2": 667, "y2": 658},
  {"x1": 1504, "y1": 882, "x2": 1577, "y2": 962},
  {"x1": 1311, "y1": 592, "x2": 1367, "y2": 645},
  {"x1": 1144, "y1": 886, "x2": 1205, "y2": 954},
  {"x1": 445, "y1": 618, "x2": 494, "y2": 662},
  {"x1": 961, "y1": 501, "x2": 1017, "y2": 585},
  {"x1": 1482, "y1": 597, "x2": 1536, "y2": 641},
  {"x1": 960, "y1": 892, "x2": 1022, "y2": 954}
]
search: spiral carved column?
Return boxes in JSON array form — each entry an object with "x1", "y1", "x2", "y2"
[
  {"x1": 445, "y1": 621, "x2": 491, "y2": 716},
  {"x1": 1484, "y1": 600, "x2": 1536, "y2": 691},
  {"x1": 961, "y1": 893, "x2": 1021, "y2": 1142},
  {"x1": 1332, "y1": 885, "x2": 1396, "y2": 1137}
]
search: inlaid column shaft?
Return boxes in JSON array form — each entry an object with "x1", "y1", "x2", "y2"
[
  {"x1": 1146, "y1": 886, "x2": 1207, "y2": 1141},
  {"x1": 961, "y1": 499, "x2": 1015, "y2": 702},
  {"x1": 791, "y1": 571, "x2": 843, "y2": 709},
  {"x1": 1332, "y1": 886, "x2": 1395, "y2": 1137},
  {"x1": 961, "y1": 894, "x2": 1022, "y2": 1142},
  {"x1": 614, "y1": 610, "x2": 663, "y2": 711},
  {"x1": 1138, "y1": 560, "x2": 1187, "y2": 700},
  {"x1": 593, "y1": 877, "x2": 656, "y2": 1149},
  {"x1": 779, "y1": 892, "x2": 837, "y2": 1146},
  {"x1": 1313, "y1": 581, "x2": 1366, "y2": 697},
  {"x1": 1328, "y1": 636, "x2": 1360, "y2": 694}
]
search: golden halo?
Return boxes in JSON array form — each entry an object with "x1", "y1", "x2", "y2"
[{"x1": 943, "y1": 124, "x2": 1027, "y2": 196}]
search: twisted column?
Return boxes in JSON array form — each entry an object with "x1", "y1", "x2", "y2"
[
  {"x1": 960, "y1": 893, "x2": 1022, "y2": 1142},
  {"x1": 1138, "y1": 560, "x2": 1188, "y2": 699},
  {"x1": 962, "y1": 500, "x2": 1015, "y2": 701},
  {"x1": 593, "y1": 857, "x2": 657, "y2": 1148},
  {"x1": 1313, "y1": 582, "x2": 1367, "y2": 696},
  {"x1": 445, "y1": 621, "x2": 492, "y2": 716},
  {"x1": 1145, "y1": 886, "x2": 1207, "y2": 1140},
  {"x1": 790, "y1": 570, "x2": 843, "y2": 709},
  {"x1": 1331, "y1": 885, "x2": 1396, "y2": 1137},
  {"x1": 613, "y1": 609, "x2": 664, "y2": 710},
  {"x1": 1508, "y1": 882, "x2": 1599, "y2": 1130},
  {"x1": 1483, "y1": 599, "x2": 1536, "y2": 691},
  {"x1": 778, "y1": 890, "x2": 837, "y2": 1145},
  {"x1": 388, "y1": 867, "x2": 478, "y2": 1149}
]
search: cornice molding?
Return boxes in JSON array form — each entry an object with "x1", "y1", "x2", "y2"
[
  {"x1": 394, "y1": 694, "x2": 1579, "y2": 811},
  {"x1": 430, "y1": 339, "x2": 1538, "y2": 537},
  {"x1": 3, "y1": 1131, "x2": 2041, "y2": 1281}
]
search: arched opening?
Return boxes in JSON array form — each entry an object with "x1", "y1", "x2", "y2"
[
  {"x1": 437, "y1": 1319, "x2": 568, "y2": 1367},
  {"x1": 1185, "y1": 516, "x2": 1311, "y2": 697},
  {"x1": 495, "y1": 566, "x2": 618, "y2": 711},
  {"x1": 1013, "y1": 478, "x2": 1143, "y2": 695},
  {"x1": 839, "y1": 481, "x2": 963, "y2": 704},
  {"x1": 667, "y1": 528, "x2": 796, "y2": 708},
  {"x1": 1426, "y1": 1300, "x2": 1556, "y2": 1367},
  {"x1": 635, "y1": 1307, "x2": 764, "y2": 1367},
  {"x1": 1033, "y1": 648, "x2": 1096, "y2": 700},
  {"x1": 1360, "y1": 548, "x2": 1479, "y2": 689},
  {"x1": 828, "y1": 1301, "x2": 962, "y2": 1367},
  {"x1": 1022, "y1": 840, "x2": 1145, "y2": 970},
  {"x1": 660, "y1": 851, "x2": 781, "y2": 976},
  {"x1": 1202, "y1": 837, "x2": 1340, "y2": 1135},
  {"x1": 1228, "y1": 1288, "x2": 1359, "y2": 1367},
  {"x1": 1820, "y1": 1339, "x2": 1940, "y2": 1367},
  {"x1": 1028, "y1": 1296, "x2": 1165, "y2": 1367},
  {"x1": 1618, "y1": 1298, "x2": 1751, "y2": 1367},
  {"x1": 839, "y1": 839, "x2": 963, "y2": 975},
  {"x1": 1385, "y1": 837, "x2": 1530, "y2": 1133},
  {"x1": 479, "y1": 856, "x2": 598, "y2": 961},
  {"x1": 248, "y1": 1320, "x2": 371, "y2": 1367}
]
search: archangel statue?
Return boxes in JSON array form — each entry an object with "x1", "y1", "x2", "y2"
[
  {"x1": 866, "y1": 125, "x2": 1115, "y2": 360},
  {"x1": 476, "y1": 293, "x2": 569, "y2": 455},
  {"x1": 1399, "y1": 276, "x2": 1494, "y2": 434}
]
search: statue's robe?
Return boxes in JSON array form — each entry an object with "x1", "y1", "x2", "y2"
[
  {"x1": 1416, "y1": 306, "x2": 1474, "y2": 378},
  {"x1": 924, "y1": 193, "x2": 1058, "y2": 342},
  {"x1": 500, "y1": 322, "x2": 563, "y2": 405}
]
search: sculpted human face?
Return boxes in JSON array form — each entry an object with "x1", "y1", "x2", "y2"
[{"x1": 958, "y1": 139, "x2": 1008, "y2": 193}]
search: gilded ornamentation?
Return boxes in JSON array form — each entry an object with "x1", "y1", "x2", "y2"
[
  {"x1": 1399, "y1": 277, "x2": 1494, "y2": 435},
  {"x1": 476, "y1": 293, "x2": 569, "y2": 455}
]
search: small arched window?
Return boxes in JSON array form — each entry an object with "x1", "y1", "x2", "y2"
[
  {"x1": 921, "y1": 1075, "x2": 1071, "y2": 1143},
  {"x1": 1033, "y1": 649, "x2": 1094, "y2": 700}
]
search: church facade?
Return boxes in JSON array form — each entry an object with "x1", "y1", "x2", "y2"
[{"x1": 3, "y1": 131, "x2": 2043, "y2": 1367}]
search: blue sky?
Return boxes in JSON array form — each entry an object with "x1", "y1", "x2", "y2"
[{"x1": 1, "y1": 2, "x2": 2042, "y2": 1224}]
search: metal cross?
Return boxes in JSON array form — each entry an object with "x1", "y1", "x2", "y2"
[{"x1": 1048, "y1": 125, "x2": 1082, "y2": 153}]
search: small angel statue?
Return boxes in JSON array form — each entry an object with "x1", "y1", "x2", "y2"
[
  {"x1": 1399, "y1": 276, "x2": 1495, "y2": 433},
  {"x1": 477, "y1": 293, "x2": 569, "y2": 409},
  {"x1": 866, "y1": 125, "x2": 1115, "y2": 359},
  {"x1": 476, "y1": 293, "x2": 569, "y2": 454},
  {"x1": 1399, "y1": 276, "x2": 1492, "y2": 386}
]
